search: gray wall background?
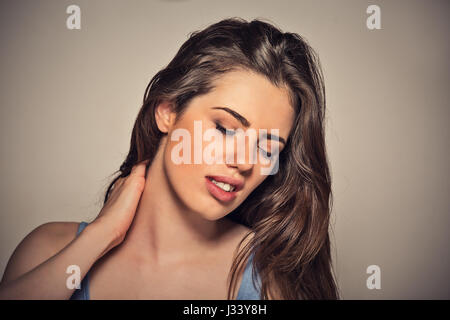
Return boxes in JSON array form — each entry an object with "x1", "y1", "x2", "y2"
[{"x1": 0, "y1": 0, "x2": 448, "y2": 299}]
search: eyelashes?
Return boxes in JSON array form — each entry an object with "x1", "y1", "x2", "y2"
[
  {"x1": 215, "y1": 121, "x2": 236, "y2": 136},
  {"x1": 214, "y1": 121, "x2": 272, "y2": 158},
  {"x1": 260, "y1": 149, "x2": 272, "y2": 158}
]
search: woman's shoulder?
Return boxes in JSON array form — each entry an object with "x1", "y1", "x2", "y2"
[
  {"x1": 1, "y1": 221, "x2": 83, "y2": 285},
  {"x1": 228, "y1": 224, "x2": 283, "y2": 300}
]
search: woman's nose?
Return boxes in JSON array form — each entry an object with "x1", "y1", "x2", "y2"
[{"x1": 224, "y1": 136, "x2": 257, "y2": 172}]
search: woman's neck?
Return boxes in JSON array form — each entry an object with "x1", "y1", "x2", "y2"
[{"x1": 115, "y1": 149, "x2": 232, "y2": 267}]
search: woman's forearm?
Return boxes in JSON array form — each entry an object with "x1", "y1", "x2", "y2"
[{"x1": 0, "y1": 221, "x2": 115, "y2": 300}]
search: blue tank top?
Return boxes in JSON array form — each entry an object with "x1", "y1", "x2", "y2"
[{"x1": 69, "y1": 221, "x2": 261, "y2": 300}]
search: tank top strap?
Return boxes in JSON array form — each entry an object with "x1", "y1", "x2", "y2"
[
  {"x1": 76, "y1": 221, "x2": 89, "y2": 235},
  {"x1": 69, "y1": 221, "x2": 91, "y2": 300},
  {"x1": 236, "y1": 251, "x2": 262, "y2": 300}
]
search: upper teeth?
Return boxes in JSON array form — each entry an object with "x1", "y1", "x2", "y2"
[{"x1": 211, "y1": 179, "x2": 235, "y2": 192}]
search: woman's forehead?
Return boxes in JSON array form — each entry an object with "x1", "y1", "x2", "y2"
[{"x1": 190, "y1": 70, "x2": 295, "y2": 135}]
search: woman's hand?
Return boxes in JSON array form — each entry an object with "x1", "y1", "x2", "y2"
[
  {"x1": 92, "y1": 160, "x2": 150, "y2": 250},
  {"x1": 0, "y1": 161, "x2": 150, "y2": 299}
]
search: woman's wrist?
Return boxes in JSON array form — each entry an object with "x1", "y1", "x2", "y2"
[{"x1": 83, "y1": 218, "x2": 122, "y2": 258}]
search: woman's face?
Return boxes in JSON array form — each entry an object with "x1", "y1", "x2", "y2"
[{"x1": 157, "y1": 69, "x2": 295, "y2": 221}]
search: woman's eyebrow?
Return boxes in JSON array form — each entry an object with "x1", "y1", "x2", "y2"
[
  {"x1": 211, "y1": 106, "x2": 286, "y2": 145},
  {"x1": 265, "y1": 132, "x2": 286, "y2": 145},
  {"x1": 211, "y1": 106, "x2": 251, "y2": 127}
]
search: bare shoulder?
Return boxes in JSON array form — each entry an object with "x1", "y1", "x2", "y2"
[
  {"x1": 221, "y1": 220, "x2": 284, "y2": 299},
  {"x1": 0, "y1": 221, "x2": 82, "y2": 285},
  {"x1": 231, "y1": 224, "x2": 283, "y2": 299},
  {"x1": 236, "y1": 224, "x2": 255, "y2": 248}
]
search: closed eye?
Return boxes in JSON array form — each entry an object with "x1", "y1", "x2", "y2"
[
  {"x1": 259, "y1": 148, "x2": 272, "y2": 158},
  {"x1": 215, "y1": 122, "x2": 236, "y2": 136},
  {"x1": 215, "y1": 121, "x2": 274, "y2": 158}
]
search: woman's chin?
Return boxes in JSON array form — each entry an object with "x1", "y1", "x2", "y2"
[
  {"x1": 191, "y1": 200, "x2": 227, "y2": 221},
  {"x1": 195, "y1": 205, "x2": 225, "y2": 221}
]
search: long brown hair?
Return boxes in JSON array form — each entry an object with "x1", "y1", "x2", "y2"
[{"x1": 101, "y1": 17, "x2": 339, "y2": 300}]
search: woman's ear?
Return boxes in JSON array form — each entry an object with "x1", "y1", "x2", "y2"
[{"x1": 155, "y1": 101, "x2": 176, "y2": 133}]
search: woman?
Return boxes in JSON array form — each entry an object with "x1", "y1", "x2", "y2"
[{"x1": 0, "y1": 17, "x2": 339, "y2": 300}]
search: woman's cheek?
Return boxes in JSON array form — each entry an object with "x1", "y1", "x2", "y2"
[{"x1": 163, "y1": 142, "x2": 208, "y2": 213}]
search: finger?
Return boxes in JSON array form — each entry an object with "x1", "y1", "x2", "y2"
[
  {"x1": 130, "y1": 160, "x2": 150, "y2": 177},
  {"x1": 115, "y1": 177, "x2": 125, "y2": 189},
  {"x1": 116, "y1": 176, "x2": 146, "y2": 211},
  {"x1": 106, "y1": 178, "x2": 125, "y2": 205},
  {"x1": 110, "y1": 177, "x2": 124, "y2": 195}
]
